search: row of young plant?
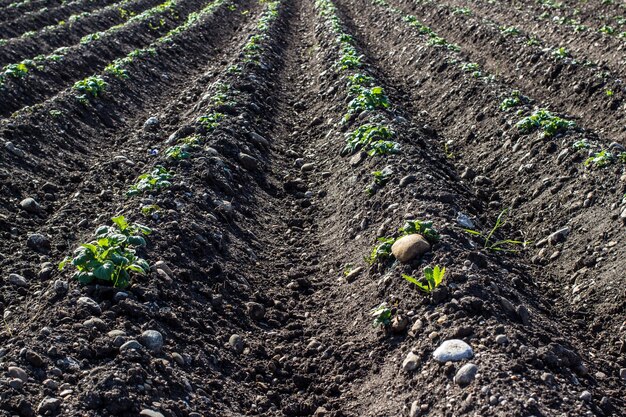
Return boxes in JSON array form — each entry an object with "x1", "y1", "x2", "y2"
[
  {"x1": 0, "y1": 0, "x2": 146, "y2": 48},
  {"x1": 0, "y1": 0, "x2": 182, "y2": 89},
  {"x1": 314, "y1": 0, "x2": 452, "y2": 330},
  {"x1": 0, "y1": 0, "x2": 111, "y2": 36},
  {"x1": 515, "y1": 0, "x2": 626, "y2": 39},
  {"x1": 411, "y1": 0, "x2": 624, "y2": 102},
  {"x1": 379, "y1": 0, "x2": 625, "y2": 170},
  {"x1": 58, "y1": 0, "x2": 281, "y2": 289}
]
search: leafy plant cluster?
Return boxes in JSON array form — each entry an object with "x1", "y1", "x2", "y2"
[
  {"x1": 499, "y1": 90, "x2": 531, "y2": 111},
  {"x1": 59, "y1": 216, "x2": 151, "y2": 288},
  {"x1": 73, "y1": 75, "x2": 107, "y2": 102},
  {"x1": 367, "y1": 219, "x2": 440, "y2": 265},
  {"x1": 127, "y1": 166, "x2": 173, "y2": 196},
  {"x1": 516, "y1": 109, "x2": 575, "y2": 138},
  {"x1": 365, "y1": 167, "x2": 393, "y2": 195},
  {"x1": 344, "y1": 123, "x2": 398, "y2": 156}
]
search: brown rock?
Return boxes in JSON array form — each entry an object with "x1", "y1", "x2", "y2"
[{"x1": 391, "y1": 234, "x2": 431, "y2": 263}]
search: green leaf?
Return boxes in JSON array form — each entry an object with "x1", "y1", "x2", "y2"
[
  {"x1": 75, "y1": 271, "x2": 94, "y2": 284},
  {"x1": 127, "y1": 235, "x2": 147, "y2": 247},
  {"x1": 128, "y1": 264, "x2": 148, "y2": 274},
  {"x1": 110, "y1": 252, "x2": 130, "y2": 266},
  {"x1": 111, "y1": 215, "x2": 128, "y2": 231},
  {"x1": 432, "y1": 265, "x2": 446, "y2": 287},
  {"x1": 58, "y1": 257, "x2": 70, "y2": 270},
  {"x1": 93, "y1": 261, "x2": 115, "y2": 281},
  {"x1": 95, "y1": 226, "x2": 110, "y2": 236}
]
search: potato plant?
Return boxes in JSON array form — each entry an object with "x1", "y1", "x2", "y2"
[
  {"x1": 127, "y1": 166, "x2": 173, "y2": 196},
  {"x1": 59, "y1": 216, "x2": 152, "y2": 288}
]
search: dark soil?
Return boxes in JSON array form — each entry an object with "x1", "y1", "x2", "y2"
[{"x1": 0, "y1": 0, "x2": 624, "y2": 416}]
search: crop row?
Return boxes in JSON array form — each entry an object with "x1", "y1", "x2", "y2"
[
  {"x1": 0, "y1": 0, "x2": 210, "y2": 116},
  {"x1": 0, "y1": 0, "x2": 113, "y2": 38},
  {"x1": 57, "y1": 0, "x2": 283, "y2": 288},
  {"x1": 392, "y1": 0, "x2": 626, "y2": 139},
  {"x1": 0, "y1": 0, "x2": 58, "y2": 20},
  {"x1": 0, "y1": 0, "x2": 163, "y2": 66},
  {"x1": 444, "y1": 0, "x2": 626, "y2": 71},
  {"x1": 377, "y1": 0, "x2": 626, "y2": 170}
]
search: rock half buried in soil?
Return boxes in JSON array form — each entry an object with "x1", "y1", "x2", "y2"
[
  {"x1": 391, "y1": 234, "x2": 431, "y2": 263},
  {"x1": 433, "y1": 339, "x2": 473, "y2": 362}
]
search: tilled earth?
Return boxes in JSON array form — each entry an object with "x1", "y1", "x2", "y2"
[{"x1": 0, "y1": 0, "x2": 625, "y2": 416}]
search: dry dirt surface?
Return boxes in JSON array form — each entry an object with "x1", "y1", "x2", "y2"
[{"x1": 0, "y1": 0, "x2": 625, "y2": 416}]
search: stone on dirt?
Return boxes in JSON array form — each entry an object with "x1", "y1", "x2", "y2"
[
  {"x1": 8, "y1": 366, "x2": 28, "y2": 383},
  {"x1": 140, "y1": 410, "x2": 165, "y2": 417},
  {"x1": 37, "y1": 397, "x2": 61, "y2": 415},
  {"x1": 402, "y1": 352, "x2": 420, "y2": 371},
  {"x1": 141, "y1": 330, "x2": 164, "y2": 352},
  {"x1": 19, "y1": 197, "x2": 41, "y2": 213},
  {"x1": 229, "y1": 334, "x2": 244, "y2": 354},
  {"x1": 391, "y1": 234, "x2": 430, "y2": 263},
  {"x1": 77, "y1": 297, "x2": 101, "y2": 315},
  {"x1": 9, "y1": 273, "x2": 28, "y2": 287},
  {"x1": 433, "y1": 339, "x2": 473, "y2": 362},
  {"x1": 454, "y1": 363, "x2": 478, "y2": 386}
]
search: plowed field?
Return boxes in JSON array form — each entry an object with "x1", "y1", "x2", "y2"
[{"x1": 0, "y1": 0, "x2": 625, "y2": 416}]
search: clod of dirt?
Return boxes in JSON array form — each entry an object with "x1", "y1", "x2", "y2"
[{"x1": 391, "y1": 234, "x2": 431, "y2": 262}]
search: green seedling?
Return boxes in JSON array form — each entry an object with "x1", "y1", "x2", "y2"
[
  {"x1": 367, "y1": 237, "x2": 396, "y2": 265},
  {"x1": 499, "y1": 26, "x2": 520, "y2": 36},
  {"x1": 197, "y1": 112, "x2": 224, "y2": 131},
  {"x1": 367, "y1": 140, "x2": 400, "y2": 156},
  {"x1": 552, "y1": 47, "x2": 570, "y2": 59},
  {"x1": 365, "y1": 167, "x2": 393, "y2": 195},
  {"x1": 400, "y1": 219, "x2": 440, "y2": 244},
  {"x1": 499, "y1": 90, "x2": 528, "y2": 111},
  {"x1": 452, "y1": 7, "x2": 472, "y2": 15},
  {"x1": 370, "y1": 303, "x2": 393, "y2": 328},
  {"x1": 344, "y1": 124, "x2": 395, "y2": 154},
  {"x1": 461, "y1": 62, "x2": 482, "y2": 78},
  {"x1": 345, "y1": 86, "x2": 390, "y2": 120},
  {"x1": 59, "y1": 216, "x2": 152, "y2": 288},
  {"x1": 584, "y1": 150, "x2": 615, "y2": 168},
  {"x1": 105, "y1": 60, "x2": 129, "y2": 79},
  {"x1": 127, "y1": 166, "x2": 173, "y2": 196},
  {"x1": 81, "y1": 32, "x2": 102, "y2": 44},
  {"x1": 402, "y1": 265, "x2": 446, "y2": 293},
  {"x1": 166, "y1": 145, "x2": 191, "y2": 160},
  {"x1": 402, "y1": 15, "x2": 434, "y2": 35},
  {"x1": 339, "y1": 44, "x2": 363, "y2": 70},
  {"x1": 141, "y1": 204, "x2": 162, "y2": 217},
  {"x1": 347, "y1": 73, "x2": 374, "y2": 94},
  {"x1": 73, "y1": 76, "x2": 107, "y2": 100},
  {"x1": 227, "y1": 64, "x2": 242, "y2": 74},
  {"x1": 464, "y1": 209, "x2": 528, "y2": 252},
  {"x1": 606, "y1": 89, "x2": 614, "y2": 97},
  {"x1": 4, "y1": 63, "x2": 29, "y2": 78},
  {"x1": 600, "y1": 25, "x2": 615, "y2": 35},
  {"x1": 516, "y1": 109, "x2": 575, "y2": 137},
  {"x1": 572, "y1": 139, "x2": 590, "y2": 150}
]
